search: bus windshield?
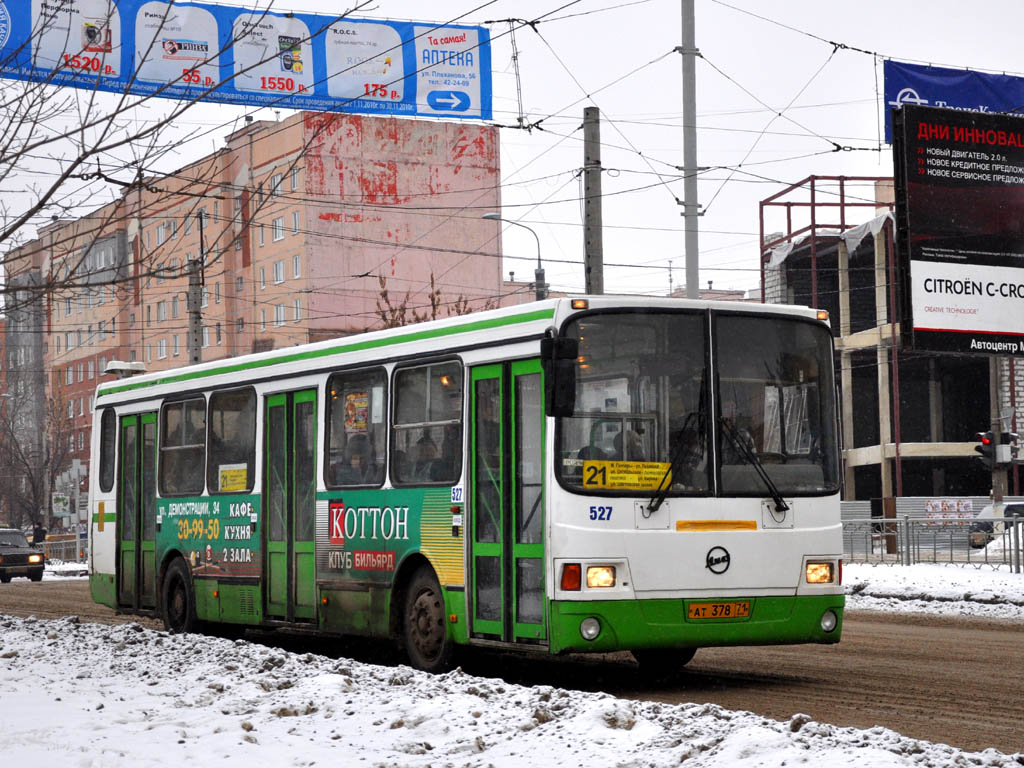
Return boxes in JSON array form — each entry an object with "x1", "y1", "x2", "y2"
[
  {"x1": 555, "y1": 310, "x2": 839, "y2": 497},
  {"x1": 557, "y1": 312, "x2": 710, "y2": 494}
]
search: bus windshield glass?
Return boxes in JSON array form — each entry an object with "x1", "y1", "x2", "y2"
[
  {"x1": 555, "y1": 310, "x2": 839, "y2": 497},
  {"x1": 557, "y1": 312, "x2": 710, "y2": 494},
  {"x1": 715, "y1": 313, "x2": 839, "y2": 495}
]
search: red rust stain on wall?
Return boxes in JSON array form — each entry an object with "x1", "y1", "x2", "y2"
[{"x1": 359, "y1": 161, "x2": 399, "y2": 204}]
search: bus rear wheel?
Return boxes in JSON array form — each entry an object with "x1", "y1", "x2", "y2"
[
  {"x1": 162, "y1": 558, "x2": 197, "y2": 634},
  {"x1": 403, "y1": 567, "x2": 453, "y2": 673},
  {"x1": 632, "y1": 647, "x2": 697, "y2": 681}
]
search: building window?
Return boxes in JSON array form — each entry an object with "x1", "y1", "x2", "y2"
[
  {"x1": 68, "y1": 435, "x2": 74, "y2": 452},
  {"x1": 215, "y1": 283, "x2": 221, "y2": 304},
  {"x1": 173, "y1": 335, "x2": 180, "y2": 356},
  {"x1": 156, "y1": 223, "x2": 166, "y2": 246},
  {"x1": 236, "y1": 317, "x2": 244, "y2": 332},
  {"x1": 88, "y1": 360, "x2": 95, "y2": 379},
  {"x1": 216, "y1": 322, "x2": 222, "y2": 344},
  {"x1": 146, "y1": 305, "x2": 152, "y2": 326},
  {"x1": 77, "y1": 362, "x2": 84, "y2": 382},
  {"x1": 202, "y1": 326, "x2": 210, "y2": 348},
  {"x1": 184, "y1": 214, "x2": 192, "y2": 236},
  {"x1": 272, "y1": 217, "x2": 285, "y2": 241},
  {"x1": 273, "y1": 260, "x2": 284, "y2": 284},
  {"x1": 259, "y1": 267, "x2": 266, "y2": 289},
  {"x1": 260, "y1": 309, "x2": 266, "y2": 331},
  {"x1": 291, "y1": 167, "x2": 298, "y2": 190},
  {"x1": 55, "y1": 336, "x2": 61, "y2": 355},
  {"x1": 292, "y1": 210, "x2": 300, "y2": 234},
  {"x1": 89, "y1": 396, "x2": 94, "y2": 412},
  {"x1": 258, "y1": 224, "x2": 265, "y2": 247},
  {"x1": 271, "y1": 173, "x2": 282, "y2": 196},
  {"x1": 65, "y1": 297, "x2": 72, "y2": 315},
  {"x1": 274, "y1": 304, "x2": 285, "y2": 326},
  {"x1": 99, "y1": 355, "x2": 107, "y2": 372},
  {"x1": 158, "y1": 338, "x2": 167, "y2": 359},
  {"x1": 236, "y1": 276, "x2": 244, "y2": 293},
  {"x1": 292, "y1": 254, "x2": 301, "y2": 278},
  {"x1": 157, "y1": 301, "x2": 166, "y2": 322},
  {"x1": 293, "y1": 298, "x2": 301, "y2": 322},
  {"x1": 201, "y1": 286, "x2": 209, "y2": 308},
  {"x1": 67, "y1": 400, "x2": 74, "y2": 419},
  {"x1": 147, "y1": 344, "x2": 152, "y2": 363},
  {"x1": 66, "y1": 365, "x2": 73, "y2": 385},
  {"x1": 78, "y1": 398, "x2": 84, "y2": 417},
  {"x1": 66, "y1": 331, "x2": 73, "y2": 350},
  {"x1": 172, "y1": 296, "x2": 179, "y2": 318}
]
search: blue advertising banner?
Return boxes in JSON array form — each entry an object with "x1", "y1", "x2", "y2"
[
  {"x1": 0, "y1": 0, "x2": 492, "y2": 120},
  {"x1": 884, "y1": 60, "x2": 1024, "y2": 144}
]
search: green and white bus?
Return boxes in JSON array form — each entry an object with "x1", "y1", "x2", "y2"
[{"x1": 89, "y1": 296, "x2": 844, "y2": 672}]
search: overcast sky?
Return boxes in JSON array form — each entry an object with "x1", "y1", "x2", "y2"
[{"x1": 11, "y1": 0, "x2": 1024, "y2": 299}]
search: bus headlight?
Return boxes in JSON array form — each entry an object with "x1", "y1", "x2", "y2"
[
  {"x1": 28, "y1": 554, "x2": 42, "y2": 564},
  {"x1": 586, "y1": 566, "x2": 616, "y2": 588},
  {"x1": 580, "y1": 617, "x2": 601, "y2": 641},
  {"x1": 805, "y1": 561, "x2": 834, "y2": 584},
  {"x1": 820, "y1": 609, "x2": 838, "y2": 633}
]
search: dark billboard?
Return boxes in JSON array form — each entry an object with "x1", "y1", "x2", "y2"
[{"x1": 893, "y1": 104, "x2": 1024, "y2": 355}]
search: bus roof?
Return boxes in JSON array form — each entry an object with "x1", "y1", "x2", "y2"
[{"x1": 94, "y1": 296, "x2": 823, "y2": 403}]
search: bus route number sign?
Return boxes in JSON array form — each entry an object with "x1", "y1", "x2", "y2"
[{"x1": 582, "y1": 460, "x2": 671, "y2": 491}]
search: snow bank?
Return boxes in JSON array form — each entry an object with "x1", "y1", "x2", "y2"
[{"x1": 0, "y1": 614, "x2": 1020, "y2": 767}]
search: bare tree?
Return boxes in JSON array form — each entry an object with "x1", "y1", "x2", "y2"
[
  {"x1": 0, "y1": 386, "x2": 74, "y2": 529},
  {"x1": 375, "y1": 273, "x2": 499, "y2": 329}
]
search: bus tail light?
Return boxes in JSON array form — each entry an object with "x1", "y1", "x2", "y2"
[
  {"x1": 805, "y1": 561, "x2": 835, "y2": 584},
  {"x1": 586, "y1": 566, "x2": 616, "y2": 588},
  {"x1": 561, "y1": 563, "x2": 581, "y2": 591}
]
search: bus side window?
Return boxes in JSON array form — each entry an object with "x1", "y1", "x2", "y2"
[
  {"x1": 99, "y1": 408, "x2": 117, "y2": 492},
  {"x1": 326, "y1": 368, "x2": 387, "y2": 488},
  {"x1": 392, "y1": 361, "x2": 462, "y2": 486},
  {"x1": 207, "y1": 388, "x2": 256, "y2": 493},
  {"x1": 160, "y1": 397, "x2": 206, "y2": 495}
]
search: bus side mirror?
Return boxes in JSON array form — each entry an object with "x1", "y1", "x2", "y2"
[{"x1": 541, "y1": 336, "x2": 578, "y2": 417}]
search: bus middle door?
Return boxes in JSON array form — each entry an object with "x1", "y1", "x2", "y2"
[
  {"x1": 469, "y1": 360, "x2": 546, "y2": 645},
  {"x1": 264, "y1": 390, "x2": 317, "y2": 622},
  {"x1": 117, "y1": 411, "x2": 158, "y2": 611}
]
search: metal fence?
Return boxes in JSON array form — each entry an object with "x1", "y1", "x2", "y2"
[
  {"x1": 842, "y1": 515, "x2": 1024, "y2": 572},
  {"x1": 42, "y1": 537, "x2": 88, "y2": 564}
]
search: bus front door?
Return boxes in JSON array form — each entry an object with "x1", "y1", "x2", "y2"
[
  {"x1": 469, "y1": 360, "x2": 546, "y2": 645},
  {"x1": 264, "y1": 390, "x2": 318, "y2": 622},
  {"x1": 117, "y1": 412, "x2": 158, "y2": 611}
]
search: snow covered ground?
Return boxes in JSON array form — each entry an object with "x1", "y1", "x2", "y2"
[
  {"x1": 0, "y1": 562, "x2": 1020, "y2": 766},
  {"x1": 844, "y1": 562, "x2": 1024, "y2": 621},
  {"x1": 0, "y1": 612, "x2": 1020, "y2": 768}
]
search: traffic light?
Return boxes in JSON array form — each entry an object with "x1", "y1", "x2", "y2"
[{"x1": 975, "y1": 431, "x2": 995, "y2": 470}]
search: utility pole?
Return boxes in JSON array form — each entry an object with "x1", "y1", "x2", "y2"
[
  {"x1": 680, "y1": 0, "x2": 700, "y2": 299},
  {"x1": 991, "y1": 357, "x2": 1008, "y2": 504},
  {"x1": 583, "y1": 106, "x2": 604, "y2": 294},
  {"x1": 188, "y1": 212, "x2": 206, "y2": 364}
]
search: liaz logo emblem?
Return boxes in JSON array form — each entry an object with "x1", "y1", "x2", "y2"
[{"x1": 705, "y1": 546, "x2": 730, "y2": 574}]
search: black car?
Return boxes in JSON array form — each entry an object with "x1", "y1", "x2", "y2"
[{"x1": 0, "y1": 528, "x2": 45, "y2": 582}]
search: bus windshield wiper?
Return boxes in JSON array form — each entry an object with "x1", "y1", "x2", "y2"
[
  {"x1": 647, "y1": 411, "x2": 698, "y2": 514},
  {"x1": 719, "y1": 418, "x2": 789, "y2": 514}
]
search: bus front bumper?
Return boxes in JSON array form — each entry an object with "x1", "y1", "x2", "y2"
[{"x1": 548, "y1": 594, "x2": 844, "y2": 654}]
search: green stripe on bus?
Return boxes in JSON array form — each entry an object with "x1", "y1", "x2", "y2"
[{"x1": 98, "y1": 307, "x2": 555, "y2": 397}]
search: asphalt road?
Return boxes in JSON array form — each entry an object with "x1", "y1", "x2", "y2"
[{"x1": 1, "y1": 579, "x2": 1021, "y2": 755}]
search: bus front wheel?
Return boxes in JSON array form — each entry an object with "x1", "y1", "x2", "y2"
[
  {"x1": 403, "y1": 567, "x2": 453, "y2": 673},
  {"x1": 162, "y1": 558, "x2": 197, "y2": 634}
]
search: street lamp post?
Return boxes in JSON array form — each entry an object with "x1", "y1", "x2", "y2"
[{"x1": 483, "y1": 212, "x2": 547, "y2": 302}]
